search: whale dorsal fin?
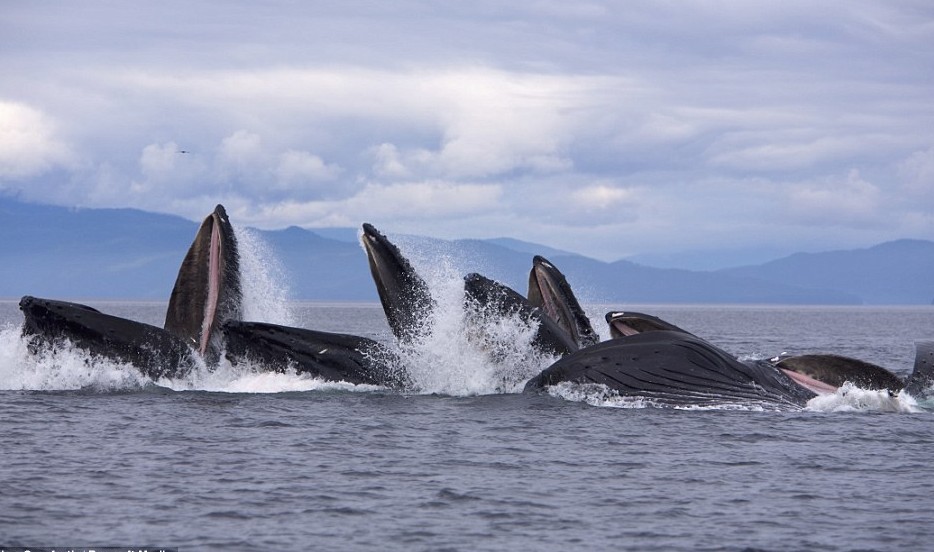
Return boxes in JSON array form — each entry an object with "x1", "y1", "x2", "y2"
[{"x1": 904, "y1": 341, "x2": 934, "y2": 399}]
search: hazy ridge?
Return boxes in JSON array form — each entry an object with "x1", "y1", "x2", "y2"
[{"x1": 2, "y1": 198, "x2": 932, "y2": 304}]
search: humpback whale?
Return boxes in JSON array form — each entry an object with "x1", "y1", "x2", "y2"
[
  {"x1": 360, "y1": 223, "x2": 433, "y2": 343},
  {"x1": 223, "y1": 321, "x2": 407, "y2": 388},
  {"x1": 527, "y1": 256, "x2": 599, "y2": 349},
  {"x1": 164, "y1": 204, "x2": 241, "y2": 362},
  {"x1": 524, "y1": 330, "x2": 818, "y2": 409},
  {"x1": 768, "y1": 345, "x2": 934, "y2": 401},
  {"x1": 19, "y1": 205, "x2": 242, "y2": 379},
  {"x1": 19, "y1": 296, "x2": 197, "y2": 380},
  {"x1": 772, "y1": 354, "x2": 905, "y2": 393},
  {"x1": 602, "y1": 311, "x2": 899, "y2": 395},
  {"x1": 464, "y1": 272, "x2": 578, "y2": 358}
]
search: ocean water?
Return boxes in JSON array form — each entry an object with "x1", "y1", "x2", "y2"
[{"x1": 2, "y1": 300, "x2": 934, "y2": 551}]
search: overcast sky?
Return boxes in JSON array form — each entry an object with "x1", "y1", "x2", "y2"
[{"x1": 1, "y1": 1, "x2": 933, "y2": 265}]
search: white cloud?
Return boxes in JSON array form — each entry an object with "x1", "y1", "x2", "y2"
[
  {"x1": 0, "y1": 101, "x2": 74, "y2": 180},
  {"x1": 276, "y1": 150, "x2": 341, "y2": 185},
  {"x1": 131, "y1": 141, "x2": 210, "y2": 197},
  {"x1": 571, "y1": 184, "x2": 634, "y2": 207},
  {"x1": 110, "y1": 67, "x2": 610, "y2": 180},
  {"x1": 568, "y1": 184, "x2": 638, "y2": 216},
  {"x1": 346, "y1": 180, "x2": 503, "y2": 219},
  {"x1": 192, "y1": 179, "x2": 505, "y2": 233},
  {"x1": 784, "y1": 169, "x2": 883, "y2": 226},
  {"x1": 217, "y1": 130, "x2": 264, "y2": 175},
  {"x1": 426, "y1": 70, "x2": 582, "y2": 177},
  {"x1": 140, "y1": 141, "x2": 179, "y2": 177},
  {"x1": 370, "y1": 143, "x2": 411, "y2": 179},
  {"x1": 2, "y1": 2, "x2": 934, "y2": 263},
  {"x1": 898, "y1": 145, "x2": 934, "y2": 197},
  {"x1": 708, "y1": 131, "x2": 909, "y2": 173}
]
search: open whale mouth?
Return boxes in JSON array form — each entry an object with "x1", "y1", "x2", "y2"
[
  {"x1": 528, "y1": 259, "x2": 570, "y2": 332},
  {"x1": 605, "y1": 311, "x2": 691, "y2": 339},
  {"x1": 772, "y1": 353, "x2": 907, "y2": 395},
  {"x1": 164, "y1": 204, "x2": 241, "y2": 360},
  {"x1": 200, "y1": 211, "x2": 223, "y2": 354},
  {"x1": 777, "y1": 368, "x2": 839, "y2": 395},
  {"x1": 527, "y1": 256, "x2": 598, "y2": 348}
]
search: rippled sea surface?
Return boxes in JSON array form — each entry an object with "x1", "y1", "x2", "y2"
[{"x1": 2, "y1": 301, "x2": 934, "y2": 551}]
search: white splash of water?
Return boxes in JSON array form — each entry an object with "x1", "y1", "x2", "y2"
[
  {"x1": 234, "y1": 226, "x2": 296, "y2": 326},
  {"x1": 546, "y1": 382, "x2": 650, "y2": 408},
  {"x1": 385, "y1": 249, "x2": 559, "y2": 396},
  {"x1": 156, "y1": 356, "x2": 383, "y2": 394},
  {"x1": 805, "y1": 382, "x2": 922, "y2": 413},
  {"x1": 227, "y1": 225, "x2": 560, "y2": 395},
  {"x1": 0, "y1": 324, "x2": 152, "y2": 391}
]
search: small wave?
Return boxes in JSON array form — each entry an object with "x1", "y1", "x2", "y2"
[
  {"x1": 545, "y1": 382, "x2": 655, "y2": 409},
  {"x1": 546, "y1": 379, "x2": 931, "y2": 413},
  {"x1": 545, "y1": 381, "x2": 782, "y2": 411},
  {"x1": 167, "y1": 363, "x2": 386, "y2": 394}
]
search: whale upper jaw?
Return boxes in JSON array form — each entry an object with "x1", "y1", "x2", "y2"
[{"x1": 360, "y1": 223, "x2": 433, "y2": 344}]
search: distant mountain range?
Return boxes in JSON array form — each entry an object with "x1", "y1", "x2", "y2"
[{"x1": 2, "y1": 197, "x2": 933, "y2": 304}]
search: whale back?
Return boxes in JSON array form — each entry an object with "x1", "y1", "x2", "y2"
[
  {"x1": 223, "y1": 321, "x2": 406, "y2": 388},
  {"x1": 525, "y1": 330, "x2": 816, "y2": 409},
  {"x1": 20, "y1": 295, "x2": 196, "y2": 380}
]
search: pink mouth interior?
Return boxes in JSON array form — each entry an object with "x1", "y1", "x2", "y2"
[
  {"x1": 780, "y1": 368, "x2": 838, "y2": 395},
  {"x1": 610, "y1": 320, "x2": 641, "y2": 337},
  {"x1": 535, "y1": 269, "x2": 561, "y2": 323},
  {"x1": 199, "y1": 220, "x2": 221, "y2": 355}
]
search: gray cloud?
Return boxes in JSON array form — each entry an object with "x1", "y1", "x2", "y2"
[{"x1": 1, "y1": 1, "x2": 933, "y2": 262}]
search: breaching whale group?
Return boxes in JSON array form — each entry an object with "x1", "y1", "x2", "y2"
[{"x1": 17, "y1": 205, "x2": 934, "y2": 409}]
